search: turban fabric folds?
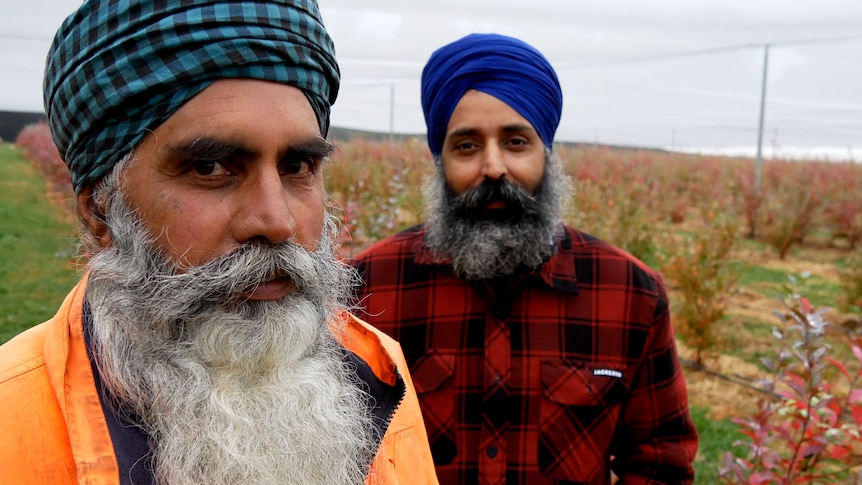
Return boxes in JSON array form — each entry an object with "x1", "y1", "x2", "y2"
[
  {"x1": 420, "y1": 33, "x2": 563, "y2": 157},
  {"x1": 44, "y1": 0, "x2": 339, "y2": 194}
]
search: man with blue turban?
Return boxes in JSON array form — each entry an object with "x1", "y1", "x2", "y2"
[
  {"x1": 0, "y1": 1, "x2": 438, "y2": 484},
  {"x1": 352, "y1": 33, "x2": 698, "y2": 484}
]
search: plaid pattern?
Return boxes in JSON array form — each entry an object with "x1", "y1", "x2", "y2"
[
  {"x1": 44, "y1": 0, "x2": 339, "y2": 194},
  {"x1": 352, "y1": 225, "x2": 698, "y2": 485}
]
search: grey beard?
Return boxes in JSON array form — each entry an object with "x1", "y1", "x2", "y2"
[
  {"x1": 85, "y1": 191, "x2": 376, "y2": 485},
  {"x1": 423, "y1": 152, "x2": 569, "y2": 280}
]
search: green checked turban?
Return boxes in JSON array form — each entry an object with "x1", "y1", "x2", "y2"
[{"x1": 43, "y1": 0, "x2": 339, "y2": 194}]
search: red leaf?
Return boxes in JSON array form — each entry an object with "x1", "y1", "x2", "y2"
[
  {"x1": 828, "y1": 445, "x2": 851, "y2": 459},
  {"x1": 799, "y1": 442, "x2": 824, "y2": 457},
  {"x1": 824, "y1": 400, "x2": 842, "y2": 415},
  {"x1": 751, "y1": 471, "x2": 777, "y2": 484},
  {"x1": 826, "y1": 356, "x2": 850, "y2": 380},
  {"x1": 800, "y1": 297, "x2": 811, "y2": 314}
]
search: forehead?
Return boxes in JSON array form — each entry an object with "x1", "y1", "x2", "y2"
[
  {"x1": 446, "y1": 90, "x2": 537, "y2": 135},
  {"x1": 152, "y1": 79, "x2": 320, "y2": 145}
]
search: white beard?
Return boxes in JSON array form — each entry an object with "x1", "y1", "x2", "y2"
[{"x1": 85, "y1": 192, "x2": 376, "y2": 485}]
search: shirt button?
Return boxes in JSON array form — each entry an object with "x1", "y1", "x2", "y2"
[{"x1": 487, "y1": 445, "x2": 498, "y2": 458}]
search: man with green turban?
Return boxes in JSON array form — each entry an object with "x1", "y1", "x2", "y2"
[{"x1": 0, "y1": 1, "x2": 438, "y2": 484}]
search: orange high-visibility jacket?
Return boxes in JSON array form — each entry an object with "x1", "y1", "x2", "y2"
[{"x1": 0, "y1": 277, "x2": 439, "y2": 484}]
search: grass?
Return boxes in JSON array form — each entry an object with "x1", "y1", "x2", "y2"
[
  {"x1": 720, "y1": 316, "x2": 778, "y2": 364},
  {"x1": 739, "y1": 264, "x2": 841, "y2": 308},
  {"x1": 0, "y1": 143, "x2": 81, "y2": 344},
  {"x1": 691, "y1": 406, "x2": 740, "y2": 483},
  {"x1": 738, "y1": 264, "x2": 792, "y2": 287}
]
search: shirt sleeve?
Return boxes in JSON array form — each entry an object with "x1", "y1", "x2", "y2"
[{"x1": 611, "y1": 277, "x2": 699, "y2": 484}]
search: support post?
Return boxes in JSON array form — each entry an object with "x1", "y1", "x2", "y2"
[{"x1": 754, "y1": 45, "x2": 769, "y2": 195}]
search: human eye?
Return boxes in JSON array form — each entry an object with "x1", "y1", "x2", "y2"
[
  {"x1": 450, "y1": 138, "x2": 481, "y2": 154},
  {"x1": 455, "y1": 140, "x2": 476, "y2": 150},
  {"x1": 174, "y1": 138, "x2": 238, "y2": 180},
  {"x1": 280, "y1": 139, "x2": 332, "y2": 178},
  {"x1": 506, "y1": 137, "x2": 530, "y2": 149},
  {"x1": 281, "y1": 156, "x2": 319, "y2": 176},
  {"x1": 190, "y1": 159, "x2": 231, "y2": 177}
]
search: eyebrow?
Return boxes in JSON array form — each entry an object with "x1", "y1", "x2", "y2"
[
  {"x1": 447, "y1": 123, "x2": 536, "y2": 139},
  {"x1": 168, "y1": 137, "x2": 252, "y2": 161},
  {"x1": 288, "y1": 136, "x2": 336, "y2": 160},
  {"x1": 167, "y1": 135, "x2": 335, "y2": 161}
]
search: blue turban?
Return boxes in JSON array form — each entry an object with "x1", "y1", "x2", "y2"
[
  {"x1": 44, "y1": 0, "x2": 339, "y2": 194},
  {"x1": 421, "y1": 33, "x2": 563, "y2": 157}
]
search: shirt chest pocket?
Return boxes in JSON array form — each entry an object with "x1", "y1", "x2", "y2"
[
  {"x1": 409, "y1": 350, "x2": 458, "y2": 465},
  {"x1": 538, "y1": 360, "x2": 629, "y2": 482}
]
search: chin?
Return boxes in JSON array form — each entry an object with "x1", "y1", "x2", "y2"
[{"x1": 473, "y1": 207, "x2": 521, "y2": 221}]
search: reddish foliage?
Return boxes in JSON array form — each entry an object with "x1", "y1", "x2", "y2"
[
  {"x1": 326, "y1": 138, "x2": 432, "y2": 255},
  {"x1": 14, "y1": 122, "x2": 74, "y2": 212},
  {"x1": 656, "y1": 200, "x2": 744, "y2": 367},
  {"x1": 718, "y1": 286, "x2": 862, "y2": 484}
]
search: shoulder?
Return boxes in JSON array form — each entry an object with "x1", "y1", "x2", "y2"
[
  {"x1": 350, "y1": 225, "x2": 425, "y2": 265},
  {"x1": 565, "y1": 226, "x2": 654, "y2": 269},
  {"x1": 1, "y1": 278, "x2": 86, "y2": 388},
  {"x1": 346, "y1": 312, "x2": 400, "y2": 350},
  {"x1": 0, "y1": 323, "x2": 80, "y2": 484},
  {"x1": 340, "y1": 312, "x2": 409, "y2": 380},
  {"x1": 0, "y1": 323, "x2": 49, "y2": 385},
  {"x1": 562, "y1": 225, "x2": 667, "y2": 295}
]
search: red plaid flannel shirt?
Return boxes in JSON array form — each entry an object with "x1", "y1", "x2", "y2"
[{"x1": 351, "y1": 225, "x2": 697, "y2": 485}]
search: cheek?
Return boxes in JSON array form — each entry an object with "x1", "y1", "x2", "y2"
[
  {"x1": 443, "y1": 163, "x2": 481, "y2": 195},
  {"x1": 292, "y1": 194, "x2": 328, "y2": 251},
  {"x1": 134, "y1": 194, "x2": 180, "y2": 241},
  {"x1": 514, "y1": 166, "x2": 544, "y2": 193},
  {"x1": 511, "y1": 154, "x2": 546, "y2": 193},
  {"x1": 144, "y1": 195, "x2": 228, "y2": 263}
]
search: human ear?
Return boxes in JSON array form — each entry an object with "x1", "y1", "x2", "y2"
[{"x1": 76, "y1": 186, "x2": 112, "y2": 248}]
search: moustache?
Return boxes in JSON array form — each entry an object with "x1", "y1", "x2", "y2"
[
  {"x1": 453, "y1": 178, "x2": 534, "y2": 218},
  {"x1": 151, "y1": 240, "x2": 323, "y2": 305}
]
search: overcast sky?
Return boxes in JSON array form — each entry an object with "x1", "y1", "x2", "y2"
[{"x1": 2, "y1": 0, "x2": 861, "y2": 158}]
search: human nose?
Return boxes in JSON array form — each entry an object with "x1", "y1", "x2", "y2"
[
  {"x1": 233, "y1": 169, "x2": 296, "y2": 245},
  {"x1": 481, "y1": 144, "x2": 507, "y2": 180}
]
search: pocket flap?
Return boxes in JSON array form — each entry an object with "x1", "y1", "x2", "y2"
[
  {"x1": 410, "y1": 350, "x2": 456, "y2": 394},
  {"x1": 541, "y1": 360, "x2": 628, "y2": 406}
]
